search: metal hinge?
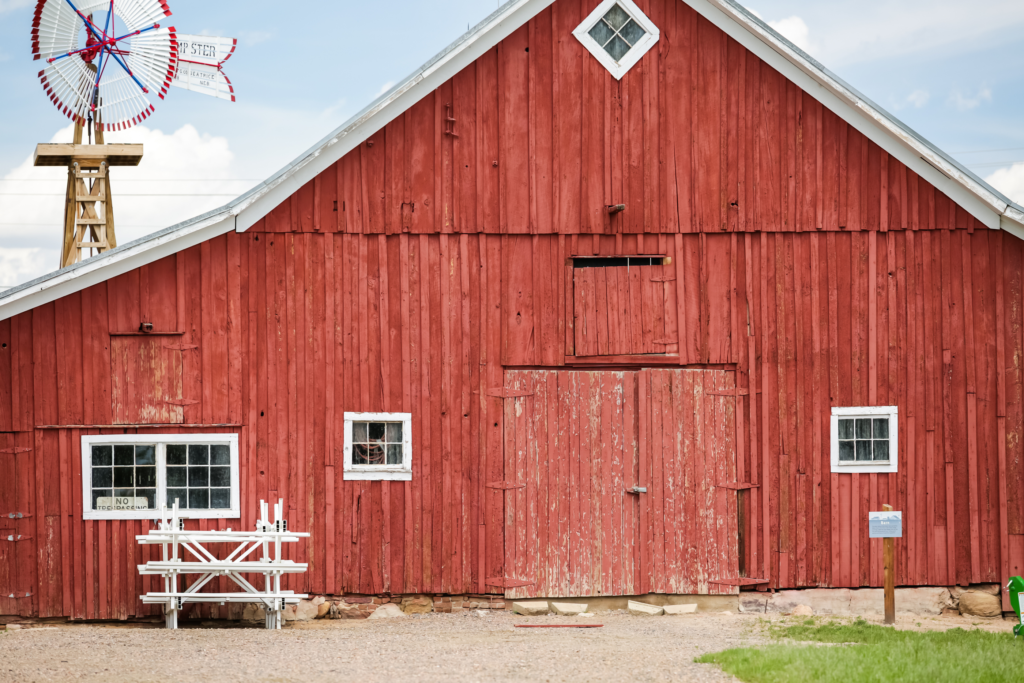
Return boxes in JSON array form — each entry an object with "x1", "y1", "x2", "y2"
[
  {"x1": 0, "y1": 448, "x2": 32, "y2": 455},
  {"x1": 625, "y1": 486, "x2": 647, "y2": 494},
  {"x1": 484, "y1": 577, "x2": 534, "y2": 589},
  {"x1": 707, "y1": 389, "x2": 750, "y2": 397},
  {"x1": 2, "y1": 533, "x2": 31, "y2": 542},
  {"x1": 165, "y1": 398, "x2": 200, "y2": 406},
  {"x1": 486, "y1": 481, "x2": 526, "y2": 490},
  {"x1": 4, "y1": 512, "x2": 31, "y2": 520},
  {"x1": 652, "y1": 339, "x2": 677, "y2": 345},
  {"x1": 5, "y1": 590, "x2": 32, "y2": 599},
  {"x1": 649, "y1": 276, "x2": 676, "y2": 282},
  {"x1": 715, "y1": 482, "x2": 760, "y2": 490},
  {"x1": 163, "y1": 343, "x2": 199, "y2": 351}
]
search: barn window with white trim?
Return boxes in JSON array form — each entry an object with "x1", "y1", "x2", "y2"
[
  {"x1": 82, "y1": 434, "x2": 240, "y2": 520},
  {"x1": 343, "y1": 412, "x2": 413, "y2": 481},
  {"x1": 573, "y1": 0, "x2": 660, "y2": 80},
  {"x1": 830, "y1": 406, "x2": 898, "y2": 474}
]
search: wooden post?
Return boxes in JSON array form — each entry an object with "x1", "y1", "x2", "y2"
[{"x1": 883, "y1": 503, "x2": 895, "y2": 624}]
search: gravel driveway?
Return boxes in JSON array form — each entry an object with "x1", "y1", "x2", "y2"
[{"x1": 0, "y1": 611, "x2": 763, "y2": 683}]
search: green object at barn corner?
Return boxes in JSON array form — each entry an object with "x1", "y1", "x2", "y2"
[{"x1": 1009, "y1": 576, "x2": 1024, "y2": 639}]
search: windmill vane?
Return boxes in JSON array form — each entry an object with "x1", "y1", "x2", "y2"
[{"x1": 31, "y1": 0, "x2": 236, "y2": 132}]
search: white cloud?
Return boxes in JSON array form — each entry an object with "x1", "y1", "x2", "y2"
[
  {"x1": 375, "y1": 81, "x2": 397, "y2": 98},
  {"x1": 948, "y1": 87, "x2": 992, "y2": 111},
  {"x1": 769, "y1": 16, "x2": 813, "y2": 54},
  {"x1": 987, "y1": 163, "x2": 1024, "y2": 205},
  {"x1": 0, "y1": 123, "x2": 249, "y2": 287},
  {"x1": 893, "y1": 89, "x2": 930, "y2": 111},
  {"x1": 0, "y1": 0, "x2": 31, "y2": 13}
]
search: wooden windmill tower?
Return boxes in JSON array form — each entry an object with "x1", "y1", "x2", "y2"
[{"x1": 30, "y1": 0, "x2": 237, "y2": 268}]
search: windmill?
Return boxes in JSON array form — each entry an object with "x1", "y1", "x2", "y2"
[{"x1": 30, "y1": 0, "x2": 237, "y2": 268}]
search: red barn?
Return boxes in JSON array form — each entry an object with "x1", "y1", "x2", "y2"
[{"x1": 3, "y1": 0, "x2": 1024, "y2": 621}]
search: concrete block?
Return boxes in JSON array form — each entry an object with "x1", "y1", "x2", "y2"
[
  {"x1": 551, "y1": 602, "x2": 588, "y2": 615},
  {"x1": 627, "y1": 600, "x2": 664, "y2": 616},
  {"x1": 663, "y1": 604, "x2": 697, "y2": 615},
  {"x1": 512, "y1": 600, "x2": 550, "y2": 616}
]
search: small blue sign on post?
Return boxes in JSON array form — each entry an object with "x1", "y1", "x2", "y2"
[{"x1": 869, "y1": 511, "x2": 902, "y2": 538}]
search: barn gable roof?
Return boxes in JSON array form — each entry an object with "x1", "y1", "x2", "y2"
[{"x1": 2, "y1": 0, "x2": 1022, "y2": 322}]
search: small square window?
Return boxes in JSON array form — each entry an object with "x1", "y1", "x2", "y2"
[
  {"x1": 344, "y1": 412, "x2": 412, "y2": 481},
  {"x1": 831, "y1": 407, "x2": 898, "y2": 474},
  {"x1": 573, "y1": 0, "x2": 660, "y2": 80}
]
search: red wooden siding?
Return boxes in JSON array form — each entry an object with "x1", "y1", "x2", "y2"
[
  {"x1": 572, "y1": 262, "x2": 678, "y2": 356},
  {"x1": 2, "y1": 0, "x2": 1023, "y2": 621},
  {"x1": 254, "y1": 1, "x2": 988, "y2": 238}
]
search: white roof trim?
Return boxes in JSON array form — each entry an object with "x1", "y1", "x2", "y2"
[{"x1": 2, "y1": 0, "x2": 1021, "y2": 322}]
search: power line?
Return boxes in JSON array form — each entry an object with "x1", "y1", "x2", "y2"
[
  {"x1": 0, "y1": 193, "x2": 240, "y2": 197},
  {"x1": 0, "y1": 178, "x2": 264, "y2": 182},
  {"x1": 952, "y1": 146, "x2": 1024, "y2": 155}
]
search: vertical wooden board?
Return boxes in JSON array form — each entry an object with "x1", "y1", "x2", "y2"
[
  {"x1": 139, "y1": 256, "x2": 178, "y2": 332},
  {"x1": 0, "y1": 439, "x2": 15, "y2": 615},
  {"x1": 407, "y1": 97, "x2": 436, "y2": 235},
  {"x1": 292, "y1": 180, "x2": 316, "y2": 233},
  {"x1": 705, "y1": 235, "x2": 733, "y2": 362},
  {"x1": 528, "y1": 11, "x2": 555, "y2": 235},
  {"x1": 476, "y1": 49, "x2": 501, "y2": 233},
  {"x1": 650, "y1": 369, "x2": 666, "y2": 591},
  {"x1": 453, "y1": 65, "x2": 478, "y2": 231},
  {"x1": 497, "y1": 25, "x2": 530, "y2": 234},
  {"x1": 676, "y1": 235, "x2": 702, "y2": 362},
  {"x1": 1004, "y1": 236, "x2": 1024, "y2": 534},
  {"x1": 502, "y1": 236, "x2": 535, "y2": 364},
  {"x1": 54, "y1": 293, "x2": 85, "y2": 427},
  {"x1": 581, "y1": 24, "x2": 607, "y2": 234},
  {"x1": 32, "y1": 303, "x2": 59, "y2": 428},
  {"x1": 0, "y1": 319, "x2": 11, "y2": 431},
  {"x1": 106, "y1": 270, "x2": 140, "y2": 333},
  {"x1": 692, "y1": 15, "x2": 722, "y2": 232},
  {"x1": 551, "y1": 0, "x2": 582, "y2": 234},
  {"x1": 318, "y1": 162, "x2": 339, "y2": 233}
]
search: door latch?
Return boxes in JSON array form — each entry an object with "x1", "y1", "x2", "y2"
[{"x1": 625, "y1": 486, "x2": 647, "y2": 494}]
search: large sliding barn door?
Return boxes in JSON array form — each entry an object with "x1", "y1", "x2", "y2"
[{"x1": 500, "y1": 369, "x2": 738, "y2": 599}]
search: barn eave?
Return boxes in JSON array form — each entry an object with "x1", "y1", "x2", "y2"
[{"x1": 1, "y1": 0, "x2": 1021, "y2": 324}]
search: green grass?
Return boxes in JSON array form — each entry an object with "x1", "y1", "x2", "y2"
[{"x1": 696, "y1": 618, "x2": 1024, "y2": 683}]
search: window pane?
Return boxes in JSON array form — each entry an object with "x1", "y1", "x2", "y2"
[
  {"x1": 386, "y1": 422, "x2": 402, "y2": 442},
  {"x1": 837, "y1": 419, "x2": 854, "y2": 440},
  {"x1": 856, "y1": 440, "x2": 872, "y2": 461},
  {"x1": 619, "y1": 18, "x2": 646, "y2": 46},
  {"x1": 352, "y1": 422, "x2": 367, "y2": 443},
  {"x1": 368, "y1": 422, "x2": 385, "y2": 441},
  {"x1": 189, "y1": 489, "x2": 209, "y2": 509},
  {"x1": 838, "y1": 441, "x2": 855, "y2": 461},
  {"x1": 136, "y1": 466, "x2": 157, "y2": 488},
  {"x1": 167, "y1": 467, "x2": 187, "y2": 487},
  {"x1": 188, "y1": 445, "x2": 209, "y2": 465},
  {"x1": 135, "y1": 445, "x2": 155, "y2": 465},
  {"x1": 605, "y1": 35, "x2": 630, "y2": 61},
  {"x1": 353, "y1": 444, "x2": 369, "y2": 465},
  {"x1": 873, "y1": 418, "x2": 889, "y2": 439},
  {"x1": 167, "y1": 489, "x2": 188, "y2": 508},
  {"x1": 114, "y1": 467, "x2": 134, "y2": 487},
  {"x1": 167, "y1": 444, "x2": 187, "y2": 465},
  {"x1": 188, "y1": 467, "x2": 209, "y2": 487},
  {"x1": 210, "y1": 489, "x2": 230, "y2": 509},
  {"x1": 603, "y1": 4, "x2": 630, "y2": 29},
  {"x1": 136, "y1": 489, "x2": 156, "y2": 509},
  {"x1": 210, "y1": 466, "x2": 231, "y2": 487},
  {"x1": 874, "y1": 440, "x2": 889, "y2": 461},
  {"x1": 367, "y1": 445, "x2": 385, "y2": 464},
  {"x1": 387, "y1": 444, "x2": 402, "y2": 465},
  {"x1": 92, "y1": 445, "x2": 112, "y2": 467},
  {"x1": 588, "y1": 19, "x2": 614, "y2": 47},
  {"x1": 91, "y1": 489, "x2": 111, "y2": 508},
  {"x1": 92, "y1": 467, "x2": 112, "y2": 488},
  {"x1": 855, "y1": 419, "x2": 872, "y2": 439},
  {"x1": 211, "y1": 445, "x2": 230, "y2": 466},
  {"x1": 114, "y1": 445, "x2": 134, "y2": 466},
  {"x1": 114, "y1": 488, "x2": 135, "y2": 498}
]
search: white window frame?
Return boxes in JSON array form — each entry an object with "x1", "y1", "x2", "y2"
[
  {"x1": 81, "y1": 434, "x2": 240, "y2": 520},
  {"x1": 830, "y1": 406, "x2": 898, "y2": 474},
  {"x1": 343, "y1": 412, "x2": 413, "y2": 481},
  {"x1": 572, "y1": 0, "x2": 660, "y2": 80}
]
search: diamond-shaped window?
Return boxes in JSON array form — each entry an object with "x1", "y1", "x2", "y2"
[{"x1": 574, "y1": 0, "x2": 659, "y2": 80}]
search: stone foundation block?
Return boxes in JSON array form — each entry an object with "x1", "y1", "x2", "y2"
[
  {"x1": 627, "y1": 600, "x2": 664, "y2": 616},
  {"x1": 663, "y1": 604, "x2": 698, "y2": 615},
  {"x1": 512, "y1": 600, "x2": 550, "y2": 616},
  {"x1": 551, "y1": 602, "x2": 588, "y2": 615}
]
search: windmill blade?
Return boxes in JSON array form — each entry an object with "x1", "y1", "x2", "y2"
[{"x1": 170, "y1": 61, "x2": 235, "y2": 102}]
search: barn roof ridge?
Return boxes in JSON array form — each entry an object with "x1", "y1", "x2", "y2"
[{"x1": 2, "y1": 0, "x2": 1022, "y2": 321}]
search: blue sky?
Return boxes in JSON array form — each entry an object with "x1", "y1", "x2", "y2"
[{"x1": 1, "y1": 0, "x2": 1023, "y2": 286}]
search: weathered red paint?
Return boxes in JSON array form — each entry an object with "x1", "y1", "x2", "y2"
[{"x1": 1, "y1": 0, "x2": 1022, "y2": 619}]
